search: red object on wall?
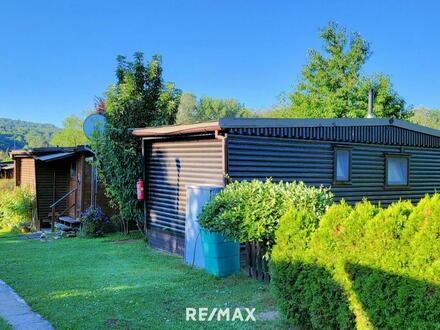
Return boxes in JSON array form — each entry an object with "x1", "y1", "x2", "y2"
[{"x1": 136, "y1": 179, "x2": 144, "y2": 201}]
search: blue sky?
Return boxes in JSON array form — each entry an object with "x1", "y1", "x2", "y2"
[{"x1": 0, "y1": 0, "x2": 439, "y2": 127}]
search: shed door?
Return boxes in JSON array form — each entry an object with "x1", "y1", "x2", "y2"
[{"x1": 146, "y1": 138, "x2": 224, "y2": 235}]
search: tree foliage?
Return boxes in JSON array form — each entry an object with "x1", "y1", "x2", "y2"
[
  {"x1": 282, "y1": 22, "x2": 409, "y2": 119},
  {"x1": 0, "y1": 151, "x2": 11, "y2": 161},
  {"x1": 410, "y1": 107, "x2": 440, "y2": 129},
  {"x1": 0, "y1": 118, "x2": 58, "y2": 151},
  {"x1": 175, "y1": 92, "x2": 255, "y2": 124},
  {"x1": 93, "y1": 52, "x2": 181, "y2": 233},
  {"x1": 50, "y1": 115, "x2": 88, "y2": 147}
]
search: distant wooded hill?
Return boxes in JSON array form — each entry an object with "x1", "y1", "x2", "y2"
[{"x1": 0, "y1": 118, "x2": 59, "y2": 152}]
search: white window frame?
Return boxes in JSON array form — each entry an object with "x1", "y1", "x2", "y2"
[
  {"x1": 333, "y1": 147, "x2": 352, "y2": 185},
  {"x1": 385, "y1": 154, "x2": 410, "y2": 188}
]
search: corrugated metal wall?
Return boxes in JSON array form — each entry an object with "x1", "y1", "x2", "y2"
[
  {"x1": 227, "y1": 134, "x2": 440, "y2": 205},
  {"x1": 227, "y1": 125, "x2": 440, "y2": 148},
  {"x1": 145, "y1": 137, "x2": 224, "y2": 252}
]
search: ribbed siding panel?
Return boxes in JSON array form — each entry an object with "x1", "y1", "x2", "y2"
[
  {"x1": 227, "y1": 135, "x2": 440, "y2": 206},
  {"x1": 228, "y1": 136, "x2": 334, "y2": 184},
  {"x1": 146, "y1": 138, "x2": 224, "y2": 235},
  {"x1": 227, "y1": 126, "x2": 440, "y2": 148}
]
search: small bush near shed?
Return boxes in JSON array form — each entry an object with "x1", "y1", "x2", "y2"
[
  {"x1": 0, "y1": 179, "x2": 14, "y2": 192},
  {"x1": 198, "y1": 179, "x2": 333, "y2": 252},
  {"x1": 0, "y1": 187, "x2": 35, "y2": 229},
  {"x1": 79, "y1": 207, "x2": 110, "y2": 237},
  {"x1": 271, "y1": 195, "x2": 440, "y2": 329}
]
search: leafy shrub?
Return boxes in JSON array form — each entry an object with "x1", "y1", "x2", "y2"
[
  {"x1": 79, "y1": 207, "x2": 110, "y2": 237},
  {"x1": 271, "y1": 196, "x2": 440, "y2": 329},
  {"x1": 0, "y1": 187, "x2": 35, "y2": 229},
  {"x1": 198, "y1": 179, "x2": 333, "y2": 250},
  {"x1": 0, "y1": 179, "x2": 14, "y2": 192},
  {"x1": 109, "y1": 214, "x2": 123, "y2": 232}
]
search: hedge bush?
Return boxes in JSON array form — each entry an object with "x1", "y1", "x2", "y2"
[
  {"x1": 0, "y1": 187, "x2": 35, "y2": 229},
  {"x1": 198, "y1": 179, "x2": 333, "y2": 251},
  {"x1": 271, "y1": 195, "x2": 440, "y2": 329}
]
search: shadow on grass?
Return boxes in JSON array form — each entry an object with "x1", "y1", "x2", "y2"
[
  {"x1": 274, "y1": 260, "x2": 440, "y2": 329},
  {"x1": 0, "y1": 231, "x2": 278, "y2": 329},
  {"x1": 346, "y1": 263, "x2": 440, "y2": 330}
]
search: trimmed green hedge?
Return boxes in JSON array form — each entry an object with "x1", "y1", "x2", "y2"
[
  {"x1": 271, "y1": 195, "x2": 440, "y2": 329},
  {"x1": 198, "y1": 179, "x2": 333, "y2": 251}
]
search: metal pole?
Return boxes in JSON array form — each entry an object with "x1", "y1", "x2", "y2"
[{"x1": 367, "y1": 89, "x2": 375, "y2": 118}]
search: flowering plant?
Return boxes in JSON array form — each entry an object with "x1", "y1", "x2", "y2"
[{"x1": 79, "y1": 207, "x2": 109, "y2": 237}]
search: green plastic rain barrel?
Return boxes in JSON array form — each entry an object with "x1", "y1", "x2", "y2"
[{"x1": 200, "y1": 229, "x2": 240, "y2": 277}]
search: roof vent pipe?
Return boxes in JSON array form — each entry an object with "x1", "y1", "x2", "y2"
[{"x1": 367, "y1": 89, "x2": 375, "y2": 118}]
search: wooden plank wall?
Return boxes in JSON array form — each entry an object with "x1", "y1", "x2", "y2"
[
  {"x1": 18, "y1": 158, "x2": 36, "y2": 193},
  {"x1": 35, "y1": 160, "x2": 69, "y2": 226}
]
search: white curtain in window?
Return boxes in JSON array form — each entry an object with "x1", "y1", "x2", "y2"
[
  {"x1": 336, "y1": 150, "x2": 349, "y2": 181},
  {"x1": 388, "y1": 157, "x2": 408, "y2": 185}
]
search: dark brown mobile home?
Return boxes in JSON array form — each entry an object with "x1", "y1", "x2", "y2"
[
  {"x1": 133, "y1": 118, "x2": 440, "y2": 255},
  {"x1": 11, "y1": 146, "x2": 111, "y2": 230}
]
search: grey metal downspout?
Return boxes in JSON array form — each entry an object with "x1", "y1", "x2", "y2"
[{"x1": 215, "y1": 130, "x2": 228, "y2": 186}]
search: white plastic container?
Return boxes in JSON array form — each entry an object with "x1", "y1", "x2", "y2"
[{"x1": 184, "y1": 185, "x2": 223, "y2": 268}]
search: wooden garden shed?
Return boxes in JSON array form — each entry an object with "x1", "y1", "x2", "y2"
[
  {"x1": 132, "y1": 118, "x2": 440, "y2": 255},
  {"x1": 10, "y1": 146, "x2": 111, "y2": 230},
  {"x1": 0, "y1": 161, "x2": 14, "y2": 179}
]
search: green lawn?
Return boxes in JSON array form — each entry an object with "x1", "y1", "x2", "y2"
[{"x1": 0, "y1": 230, "x2": 279, "y2": 329}]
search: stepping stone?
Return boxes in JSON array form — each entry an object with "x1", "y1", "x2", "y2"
[
  {"x1": 257, "y1": 310, "x2": 279, "y2": 321},
  {"x1": 0, "y1": 280, "x2": 53, "y2": 330}
]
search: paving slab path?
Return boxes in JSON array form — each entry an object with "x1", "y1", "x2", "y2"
[{"x1": 0, "y1": 280, "x2": 53, "y2": 330}]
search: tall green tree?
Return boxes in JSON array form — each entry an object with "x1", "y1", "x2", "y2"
[
  {"x1": 26, "y1": 132, "x2": 48, "y2": 148},
  {"x1": 0, "y1": 150, "x2": 11, "y2": 161},
  {"x1": 93, "y1": 52, "x2": 181, "y2": 233},
  {"x1": 175, "y1": 93, "x2": 197, "y2": 124},
  {"x1": 410, "y1": 107, "x2": 440, "y2": 129},
  {"x1": 50, "y1": 115, "x2": 88, "y2": 147},
  {"x1": 283, "y1": 22, "x2": 409, "y2": 119},
  {"x1": 175, "y1": 93, "x2": 254, "y2": 124}
]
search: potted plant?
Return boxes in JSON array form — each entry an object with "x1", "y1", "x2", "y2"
[
  {"x1": 19, "y1": 222, "x2": 31, "y2": 234},
  {"x1": 198, "y1": 190, "x2": 241, "y2": 277},
  {"x1": 198, "y1": 180, "x2": 334, "y2": 280}
]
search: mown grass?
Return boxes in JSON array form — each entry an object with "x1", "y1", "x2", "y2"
[{"x1": 0, "y1": 229, "x2": 279, "y2": 329}]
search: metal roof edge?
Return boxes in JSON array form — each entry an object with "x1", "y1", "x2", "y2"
[
  {"x1": 219, "y1": 118, "x2": 440, "y2": 138},
  {"x1": 9, "y1": 145, "x2": 94, "y2": 159},
  {"x1": 391, "y1": 119, "x2": 440, "y2": 138},
  {"x1": 131, "y1": 121, "x2": 220, "y2": 137},
  {"x1": 219, "y1": 118, "x2": 393, "y2": 128},
  {"x1": 35, "y1": 152, "x2": 76, "y2": 162}
]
